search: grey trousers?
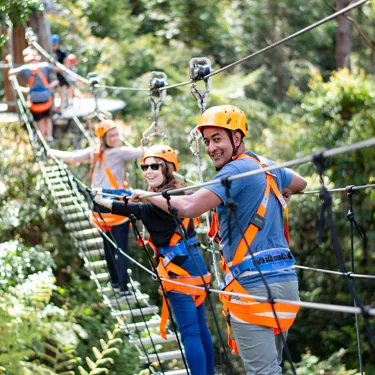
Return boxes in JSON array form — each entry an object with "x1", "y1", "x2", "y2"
[{"x1": 231, "y1": 280, "x2": 299, "y2": 375}]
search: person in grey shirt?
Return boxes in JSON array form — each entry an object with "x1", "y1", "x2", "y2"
[{"x1": 49, "y1": 120, "x2": 144, "y2": 296}]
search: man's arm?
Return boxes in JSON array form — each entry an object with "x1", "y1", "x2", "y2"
[
  {"x1": 282, "y1": 169, "x2": 307, "y2": 198},
  {"x1": 132, "y1": 188, "x2": 222, "y2": 218}
]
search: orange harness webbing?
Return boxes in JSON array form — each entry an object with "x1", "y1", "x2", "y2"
[
  {"x1": 89, "y1": 150, "x2": 129, "y2": 231},
  {"x1": 158, "y1": 260, "x2": 211, "y2": 339},
  {"x1": 218, "y1": 154, "x2": 299, "y2": 354},
  {"x1": 27, "y1": 69, "x2": 53, "y2": 113},
  {"x1": 141, "y1": 217, "x2": 209, "y2": 339}
]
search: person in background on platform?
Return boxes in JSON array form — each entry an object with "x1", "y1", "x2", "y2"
[
  {"x1": 51, "y1": 34, "x2": 68, "y2": 113},
  {"x1": 66, "y1": 54, "x2": 79, "y2": 105},
  {"x1": 9, "y1": 49, "x2": 58, "y2": 142},
  {"x1": 49, "y1": 120, "x2": 144, "y2": 296}
]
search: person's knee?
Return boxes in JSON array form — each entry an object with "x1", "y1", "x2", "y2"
[{"x1": 178, "y1": 320, "x2": 201, "y2": 341}]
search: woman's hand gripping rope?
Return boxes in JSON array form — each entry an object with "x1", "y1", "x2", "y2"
[
  {"x1": 92, "y1": 187, "x2": 113, "y2": 209},
  {"x1": 130, "y1": 189, "x2": 150, "y2": 203}
]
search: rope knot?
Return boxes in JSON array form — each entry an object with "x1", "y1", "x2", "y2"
[
  {"x1": 312, "y1": 150, "x2": 327, "y2": 177},
  {"x1": 346, "y1": 185, "x2": 355, "y2": 196}
]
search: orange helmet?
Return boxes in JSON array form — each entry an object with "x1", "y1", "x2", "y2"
[
  {"x1": 197, "y1": 105, "x2": 248, "y2": 137},
  {"x1": 94, "y1": 120, "x2": 117, "y2": 138},
  {"x1": 143, "y1": 144, "x2": 178, "y2": 171}
]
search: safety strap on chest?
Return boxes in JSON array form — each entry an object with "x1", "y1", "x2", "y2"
[
  {"x1": 28, "y1": 68, "x2": 49, "y2": 89},
  {"x1": 90, "y1": 150, "x2": 129, "y2": 190}
]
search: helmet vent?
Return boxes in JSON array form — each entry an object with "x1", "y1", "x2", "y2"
[{"x1": 227, "y1": 118, "x2": 232, "y2": 124}]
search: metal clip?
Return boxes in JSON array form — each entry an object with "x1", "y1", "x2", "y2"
[
  {"x1": 87, "y1": 72, "x2": 112, "y2": 120},
  {"x1": 189, "y1": 57, "x2": 212, "y2": 114},
  {"x1": 142, "y1": 72, "x2": 169, "y2": 145},
  {"x1": 189, "y1": 125, "x2": 202, "y2": 156},
  {"x1": 149, "y1": 71, "x2": 167, "y2": 126}
]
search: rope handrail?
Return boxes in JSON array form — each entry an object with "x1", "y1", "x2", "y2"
[
  {"x1": 299, "y1": 183, "x2": 375, "y2": 195},
  {"x1": 294, "y1": 265, "x2": 375, "y2": 279},
  {"x1": 135, "y1": 138, "x2": 375, "y2": 199},
  {"x1": 31, "y1": 40, "x2": 90, "y2": 85}
]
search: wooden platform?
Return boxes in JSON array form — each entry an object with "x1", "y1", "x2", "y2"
[
  {"x1": 53, "y1": 97, "x2": 126, "y2": 121},
  {"x1": 0, "y1": 97, "x2": 126, "y2": 125}
]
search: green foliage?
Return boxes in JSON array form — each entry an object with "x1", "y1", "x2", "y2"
[
  {"x1": 285, "y1": 349, "x2": 359, "y2": 374},
  {"x1": 0, "y1": 0, "x2": 41, "y2": 25},
  {"x1": 77, "y1": 326, "x2": 122, "y2": 375}
]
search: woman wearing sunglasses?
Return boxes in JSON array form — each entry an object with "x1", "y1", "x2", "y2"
[
  {"x1": 94, "y1": 144, "x2": 215, "y2": 375},
  {"x1": 49, "y1": 119, "x2": 143, "y2": 297}
]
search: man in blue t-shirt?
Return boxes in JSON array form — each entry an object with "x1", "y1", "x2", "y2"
[{"x1": 132, "y1": 105, "x2": 307, "y2": 374}]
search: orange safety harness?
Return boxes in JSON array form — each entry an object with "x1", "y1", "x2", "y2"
[
  {"x1": 27, "y1": 69, "x2": 53, "y2": 113},
  {"x1": 211, "y1": 153, "x2": 299, "y2": 354},
  {"x1": 140, "y1": 217, "x2": 211, "y2": 339},
  {"x1": 90, "y1": 149, "x2": 130, "y2": 231}
]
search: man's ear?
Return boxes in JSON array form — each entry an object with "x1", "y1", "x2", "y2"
[{"x1": 233, "y1": 131, "x2": 242, "y2": 147}]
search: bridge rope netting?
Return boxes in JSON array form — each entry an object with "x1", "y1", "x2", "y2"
[{"x1": 4, "y1": 0, "x2": 375, "y2": 374}]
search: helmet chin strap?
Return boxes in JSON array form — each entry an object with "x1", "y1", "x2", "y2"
[{"x1": 226, "y1": 129, "x2": 239, "y2": 158}]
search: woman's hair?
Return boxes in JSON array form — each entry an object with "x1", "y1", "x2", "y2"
[{"x1": 148, "y1": 157, "x2": 181, "y2": 192}]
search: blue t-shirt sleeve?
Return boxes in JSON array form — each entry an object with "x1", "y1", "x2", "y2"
[
  {"x1": 268, "y1": 159, "x2": 293, "y2": 190},
  {"x1": 203, "y1": 159, "x2": 264, "y2": 204},
  {"x1": 203, "y1": 163, "x2": 244, "y2": 204}
]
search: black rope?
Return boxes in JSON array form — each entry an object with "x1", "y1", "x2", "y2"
[
  {"x1": 129, "y1": 214, "x2": 190, "y2": 373},
  {"x1": 86, "y1": 194, "x2": 163, "y2": 373},
  {"x1": 220, "y1": 177, "x2": 297, "y2": 375},
  {"x1": 161, "y1": 189, "x2": 235, "y2": 375},
  {"x1": 312, "y1": 153, "x2": 375, "y2": 353},
  {"x1": 346, "y1": 186, "x2": 364, "y2": 374}
]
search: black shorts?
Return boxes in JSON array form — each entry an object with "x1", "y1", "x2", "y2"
[
  {"x1": 57, "y1": 74, "x2": 69, "y2": 87},
  {"x1": 31, "y1": 109, "x2": 51, "y2": 121}
]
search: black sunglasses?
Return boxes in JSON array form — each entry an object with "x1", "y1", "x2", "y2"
[{"x1": 140, "y1": 162, "x2": 162, "y2": 172}]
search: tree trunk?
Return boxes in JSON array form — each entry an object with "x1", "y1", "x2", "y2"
[
  {"x1": 336, "y1": 0, "x2": 351, "y2": 70},
  {"x1": 27, "y1": 11, "x2": 52, "y2": 53},
  {"x1": 2, "y1": 24, "x2": 28, "y2": 112}
]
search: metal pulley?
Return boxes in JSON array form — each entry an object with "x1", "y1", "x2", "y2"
[
  {"x1": 87, "y1": 72, "x2": 111, "y2": 120},
  {"x1": 189, "y1": 58, "x2": 212, "y2": 155},
  {"x1": 149, "y1": 71, "x2": 168, "y2": 123},
  {"x1": 142, "y1": 71, "x2": 169, "y2": 145}
]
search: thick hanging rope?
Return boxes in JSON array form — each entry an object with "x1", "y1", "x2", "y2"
[
  {"x1": 346, "y1": 186, "x2": 365, "y2": 374},
  {"x1": 313, "y1": 152, "x2": 375, "y2": 353}
]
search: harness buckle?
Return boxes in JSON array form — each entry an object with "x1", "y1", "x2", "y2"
[{"x1": 250, "y1": 213, "x2": 265, "y2": 230}]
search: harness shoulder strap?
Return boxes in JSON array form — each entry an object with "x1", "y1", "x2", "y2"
[
  {"x1": 28, "y1": 68, "x2": 49, "y2": 89},
  {"x1": 169, "y1": 217, "x2": 199, "y2": 246}
]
